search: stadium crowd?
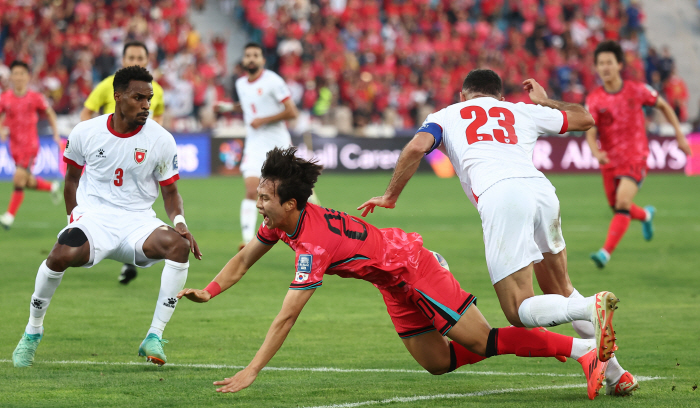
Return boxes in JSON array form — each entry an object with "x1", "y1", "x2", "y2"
[{"x1": 0, "y1": 0, "x2": 692, "y2": 132}]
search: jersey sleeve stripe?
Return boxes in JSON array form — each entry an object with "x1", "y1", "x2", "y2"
[
  {"x1": 63, "y1": 157, "x2": 84, "y2": 170},
  {"x1": 290, "y1": 281, "x2": 322, "y2": 290},
  {"x1": 559, "y1": 110, "x2": 568, "y2": 134},
  {"x1": 280, "y1": 96, "x2": 291, "y2": 103},
  {"x1": 256, "y1": 233, "x2": 277, "y2": 245},
  {"x1": 158, "y1": 174, "x2": 180, "y2": 186}
]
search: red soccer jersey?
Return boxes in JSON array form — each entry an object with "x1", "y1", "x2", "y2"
[
  {"x1": 256, "y1": 203, "x2": 426, "y2": 290},
  {"x1": 585, "y1": 81, "x2": 658, "y2": 167},
  {"x1": 0, "y1": 90, "x2": 48, "y2": 153}
]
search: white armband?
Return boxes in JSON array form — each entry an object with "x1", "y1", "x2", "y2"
[{"x1": 173, "y1": 214, "x2": 187, "y2": 227}]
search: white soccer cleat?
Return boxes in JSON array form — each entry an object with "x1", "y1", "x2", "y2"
[
  {"x1": 50, "y1": 181, "x2": 62, "y2": 205},
  {"x1": 0, "y1": 212, "x2": 14, "y2": 229}
]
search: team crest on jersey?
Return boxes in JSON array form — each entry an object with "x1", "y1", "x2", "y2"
[
  {"x1": 295, "y1": 272, "x2": 309, "y2": 283},
  {"x1": 134, "y1": 148, "x2": 147, "y2": 164},
  {"x1": 257, "y1": 88, "x2": 263, "y2": 95},
  {"x1": 297, "y1": 254, "x2": 312, "y2": 273}
]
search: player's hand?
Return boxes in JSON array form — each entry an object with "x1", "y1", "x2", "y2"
[
  {"x1": 523, "y1": 78, "x2": 548, "y2": 105},
  {"x1": 677, "y1": 136, "x2": 692, "y2": 156},
  {"x1": 53, "y1": 133, "x2": 61, "y2": 145},
  {"x1": 250, "y1": 118, "x2": 265, "y2": 129},
  {"x1": 214, "y1": 367, "x2": 258, "y2": 393},
  {"x1": 357, "y1": 195, "x2": 396, "y2": 217},
  {"x1": 594, "y1": 150, "x2": 609, "y2": 165},
  {"x1": 177, "y1": 288, "x2": 212, "y2": 303},
  {"x1": 0, "y1": 127, "x2": 7, "y2": 142},
  {"x1": 175, "y1": 223, "x2": 203, "y2": 260}
]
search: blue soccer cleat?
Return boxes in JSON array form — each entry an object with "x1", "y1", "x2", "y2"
[
  {"x1": 642, "y1": 206, "x2": 655, "y2": 241},
  {"x1": 590, "y1": 249, "x2": 610, "y2": 269},
  {"x1": 12, "y1": 332, "x2": 43, "y2": 367},
  {"x1": 138, "y1": 333, "x2": 168, "y2": 366}
]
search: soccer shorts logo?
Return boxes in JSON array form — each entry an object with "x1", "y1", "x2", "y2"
[
  {"x1": 297, "y1": 254, "x2": 312, "y2": 273},
  {"x1": 134, "y1": 148, "x2": 147, "y2": 164},
  {"x1": 295, "y1": 272, "x2": 309, "y2": 282}
]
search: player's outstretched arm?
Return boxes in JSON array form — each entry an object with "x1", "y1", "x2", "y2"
[
  {"x1": 161, "y1": 182, "x2": 202, "y2": 260},
  {"x1": 45, "y1": 106, "x2": 61, "y2": 144},
  {"x1": 177, "y1": 239, "x2": 274, "y2": 302},
  {"x1": 655, "y1": 96, "x2": 692, "y2": 156},
  {"x1": 585, "y1": 127, "x2": 608, "y2": 165},
  {"x1": 522, "y1": 79, "x2": 595, "y2": 131},
  {"x1": 358, "y1": 132, "x2": 434, "y2": 217},
  {"x1": 64, "y1": 163, "x2": 82, "y2": 218},
  {"x1": 213, "y1": 288, "x2": 315, "y2": 393}
]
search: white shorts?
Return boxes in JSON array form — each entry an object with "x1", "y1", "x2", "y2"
[
  {"x1": 60, "y1": 206, "x2": 168, "y2": 268},
  {"x1": 476, "y1": 177, "x2": 566, "y2": 285}
]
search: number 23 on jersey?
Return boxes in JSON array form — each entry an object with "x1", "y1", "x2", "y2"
[{"x1": 461, "y1": 106, "x2": 519, "y2": 145}]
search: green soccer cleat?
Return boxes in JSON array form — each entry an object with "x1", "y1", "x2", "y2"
[
  {"x1": 642, "y1": 206, "x2": 655, "y2": 241},
  {"x1": 12, "y1": 332, "x2": 43, "y2": 367},
  {"x1": 590, "y1": 249, "x2": 610, "y2": 269},
  {"x1": 138, "y1": 333, "x2": 168, "y2": 366}
]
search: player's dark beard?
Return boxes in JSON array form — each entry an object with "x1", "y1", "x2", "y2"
[{"x1": 245, "y1": 64, "x2": 261, "y2": 75}]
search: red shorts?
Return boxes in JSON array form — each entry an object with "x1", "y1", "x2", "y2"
[
  {"x1": 380, "y1": 248, "x2": 476, "y2": 338},
  {"x1": 10, "y1": 145, "x2": 39, "y2": 170},
  {"x1": 601, "y1": 161, "x2": 647, "y2": 207}
]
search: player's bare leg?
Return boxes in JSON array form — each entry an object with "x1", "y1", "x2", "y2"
[
  {"x1": 138, "y1": 226, "x2": 192, "y2": 365},
  {"x1": 13, "y1": 229, "x2": 90, "y2": 367},
  {"x1": 2, "y1": 167, "x2": 60, "y2": 229},
  {"x1": 240, "y1": 176, "x2": 260, "y2": 251}
]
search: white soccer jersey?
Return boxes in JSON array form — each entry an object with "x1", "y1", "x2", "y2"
[
  {"x1": 63, "y1": 114, "x2": 179, "y2": 214},
  {"x1": 235, "y1": 69, "x2": 292, "y2": 153},
  {"x1": 420, "y1": 97, "x2": 567, "y2": 200}
]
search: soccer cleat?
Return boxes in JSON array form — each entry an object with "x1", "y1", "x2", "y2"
[
  {"x1": 138, "y1": 333, "x2": 168, "y2": 366},
  {"x1": 577, "y1": 348, "x2": 608, "y2": 400},
  {"x1": 590, "y1": 249, "x2": 609, "y2": 269},
  {"x1": 12, "y1": 331, "x2": 43, "y2": 367},
  {"x1": 642, "y1": 206, "x2": 655, "y2": 241},
  {"x1": 119, "y1": 263, "x2": 138, "y2": 285},
  {"x1": 0, "y1": 212, "x2": 14, "y2": 230},
  {"x1": 50, "y1": 181, "x2": 62, "y2": 205},
  {"x1": 592, "y1": 291, "x2": 619, "y2": 362},
  {"x1": 606, "y1": 371, "x2": 639, "y2": 396}
]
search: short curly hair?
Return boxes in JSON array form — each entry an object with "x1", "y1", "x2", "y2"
[
  {"x1": 113, "y1": 65, "x2": 153, "y2": 93},
  {"x1": 261, "y1": 147, "x2": 323, "y2": 210}
]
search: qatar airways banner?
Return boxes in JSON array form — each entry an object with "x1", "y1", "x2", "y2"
[{"x1": 0, "y1": 134, "x2": 211, "y2": 181}]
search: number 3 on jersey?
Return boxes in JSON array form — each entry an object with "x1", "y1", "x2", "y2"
[
  {"x1": 114, "y1": 168, "x2": 124, "y2": 186},
  {"x1": 461, "y1": 106, "x2": 518, "y2": 145}
]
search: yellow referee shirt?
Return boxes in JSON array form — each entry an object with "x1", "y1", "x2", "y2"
[{"x1": 84, "y1": 75, "x2": 165, "y2": 117}]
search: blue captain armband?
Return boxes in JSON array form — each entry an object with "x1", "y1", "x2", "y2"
[{"x1": 417, "y1": 122, "x2": 443, "y2": 153}]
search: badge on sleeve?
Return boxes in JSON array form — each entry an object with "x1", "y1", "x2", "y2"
[{"x1": 297, "y1": 254, "x2": 312, "y2": 273}]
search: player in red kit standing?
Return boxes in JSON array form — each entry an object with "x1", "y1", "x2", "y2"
[
  {"x1": 178, "y1": 147, "x2": 614, "y2": 400},
  {"x1": 585, "y1": 41, "x2": 692, "y2": 268},
  {"x1": 0, "y1": 61, "x2": 62, "y2": 229}
]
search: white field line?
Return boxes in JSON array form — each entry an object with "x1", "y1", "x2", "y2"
[{"x1": 304, "y1": 377, "x2": 665, "y2": 408}]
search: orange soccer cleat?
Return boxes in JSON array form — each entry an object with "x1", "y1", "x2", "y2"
[
  {"x1": 606, "y1": 371, "x2": 639, "y2": 396},
  {"x1": 577, "y1": 349, "x2": 609, "y2": 400}
]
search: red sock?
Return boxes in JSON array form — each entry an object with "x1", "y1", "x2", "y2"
[
  {"x1": 7, "y1": 188, "x2": 24, "y2": 216},
  {"x1": 34, "y1": 177, "x2": 52, "y2": 191},
  {"x1": 449, "y1": 341, "x2": 486, "y2": 371},
  {"x1": 603, "y1": 211, "x2": 631, "y2": 254},
  {"x1": 629, "y1": 204, "x2": 647, "y2": 221},
  {"x1": 495, "y1": 327, "x2": 573, "y2": 358}
]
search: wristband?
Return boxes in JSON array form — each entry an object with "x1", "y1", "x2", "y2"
[
  {"x1": 204, "y1": 281, "x2": 222, "y2": 298},
  {"x1": 173, "y1": 214, "x2": 187, "y2": 227}
]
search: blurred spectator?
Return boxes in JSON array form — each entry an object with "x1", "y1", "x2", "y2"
[{"x1": 663, "y1": 67, "x2": 689, "y2": 122}]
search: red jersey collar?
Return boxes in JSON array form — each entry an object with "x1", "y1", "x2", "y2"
[
  {"x1": 286, "y1": 206, "x2": 307, "y2": 240},
  {"x1": 603, "y1": 80, "x2": 625, "y2": 95},
  {"x1": 107, "y1": 114, "x2": 143, "y2": 138}
]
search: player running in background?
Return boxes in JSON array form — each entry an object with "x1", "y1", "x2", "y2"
[
  {"x1": 0, "y1": 61, "x2": 61, "y2": 229},
  {"x1": 178, "y1": 147, "x2": 611, "y2": 400},
  {"x1": 585, "y1": 40, "x2": 691, "y2": 268},
  {"x1": 359, "y1": 69, "x2": 637, "y2": 396},
  {"x1": 80, "y1": 40, "x2": 166, "y2": 284},
  {"x1": 216, "y1": 42, "x2": 301, "y2": 250},
  {"x1": 12, "y1": 66, "x2": 201, "y2": 368}
]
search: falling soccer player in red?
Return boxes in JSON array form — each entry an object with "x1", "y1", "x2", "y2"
[
  {"x1": 585, "y1": 41, "x2": 691, "y2": 268},
  {"x1": 0, "y1": 61, "x2": 62, "y2": 229}
]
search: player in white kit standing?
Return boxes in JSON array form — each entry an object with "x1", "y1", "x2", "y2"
[
  {"x1": 360, "y1": 69, "x2": 637, "y2": 398},
  {"x1": 226, "y1": 43, "x2": 299, "y2": 249},
  {"x1": 12, "y1": 66, "x2": 202, "y2": 367}
]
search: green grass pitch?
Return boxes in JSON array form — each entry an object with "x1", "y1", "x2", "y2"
[{"x1": 1, "y1": 173, "x2": 699, "y2": 407}]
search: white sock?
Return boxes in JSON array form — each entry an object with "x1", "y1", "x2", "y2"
[
  {"x1": 240, "y1": 199, "x2": 258, "y2": 243},
  {"x1": 517, "y1": 294, "x2": 593, "y2": 328},
  {"x1": 570, "y1": 338, "x2": 596, "y2": 360},
  {"x1": 147, "y1": 260, "x2": 188, "y2": 338},
  {"x1": 569, "y1": 289, "x2": 626, "y2": 384},
  {"x1": 26, "y1": 260, "x2": 64, "y2": 334}
]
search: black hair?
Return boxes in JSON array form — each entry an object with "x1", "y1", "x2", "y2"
[
  {"x1": 594, "y1": 40, "x2": 624, "y2": 64},
  {"x1": 113, "y1": 66, "x2": 153, "y2": 92},
  {"x1": 244, "y1": 42, "x2": 264, "y2": 53},
  {"x1": 10, "y1": 60, "x2": 30, "y2": 73},
  {"x1": 462, "y1": 69, "x2": 502, "y2": 97},
  {"x1": 261, "y1": 147, "x2": 323, "y2": 210},
  {"x1": 123, "y1": 40, "x2": 149, "y2": 57}
]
